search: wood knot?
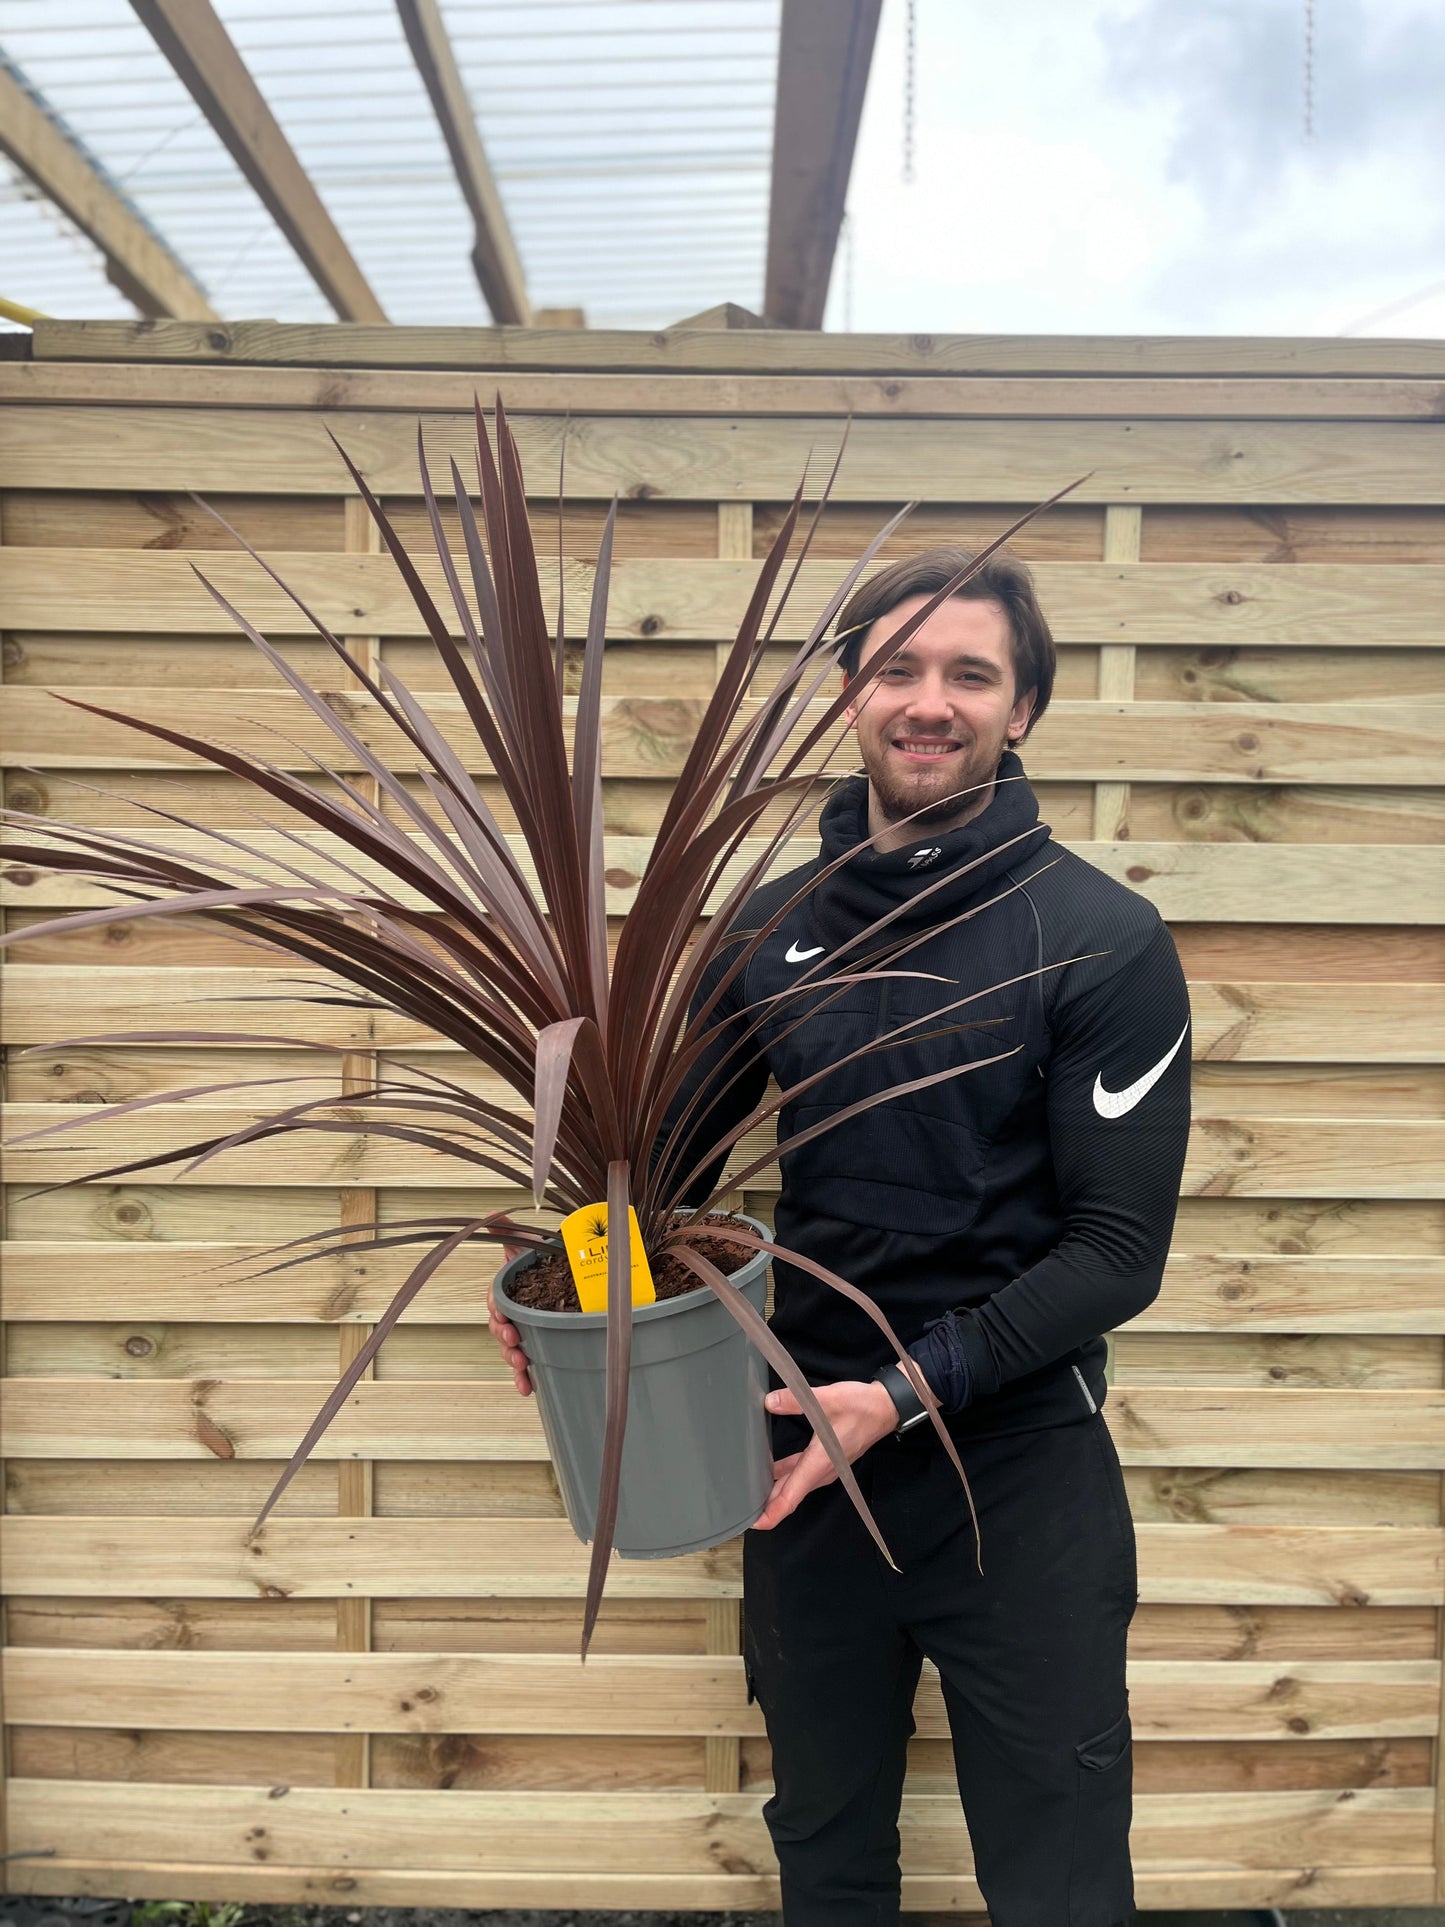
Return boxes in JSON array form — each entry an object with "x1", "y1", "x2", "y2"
[
  {"x1": 1125, "y1": 865, "x2": 1153, "y2": 883},
  {"x1": 321, "y1": 1283, "x2": 360, "y2": 1322},
  {"x1": 638, "y1": 614, "x2": 663, "y2": 636},
  {"x1": 190, "y1": 1381, "x2": 236, "y2": 1459}
]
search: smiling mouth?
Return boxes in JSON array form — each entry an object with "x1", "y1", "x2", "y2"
[{"x1": 892, "y1": 738, "x2": 964, "y2": 760}]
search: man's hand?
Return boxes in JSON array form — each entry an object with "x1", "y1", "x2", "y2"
[
  {"x1": 487, "y1": 1244, "x2": 533, "y2": 1396},
  {"x1": 752, "y1": 1378, "x2": 900, "y2": 1531}
]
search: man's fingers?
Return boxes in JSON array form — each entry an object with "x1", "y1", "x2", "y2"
[{"x1": 751, "y1": 1445, "x2": 836, "y2": 1530}]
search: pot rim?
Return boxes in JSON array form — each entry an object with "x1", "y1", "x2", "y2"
[{"x1": 492, "y1": 1209, "x2": 771, "y2": 1329}]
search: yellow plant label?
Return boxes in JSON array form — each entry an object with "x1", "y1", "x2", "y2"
[{"x1": 559, "y1": 1202, "x2": 657, "y2": 1314}]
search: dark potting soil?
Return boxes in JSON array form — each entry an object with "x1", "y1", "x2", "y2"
[{"x1": 505, "y1": 1215, "x2": 758, "y2": 1314}]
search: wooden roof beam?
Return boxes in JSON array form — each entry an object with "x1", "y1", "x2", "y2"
[
  {"x1": 396, "y1": 0, "x2": 532, "y2": 326},
  {"x1": 129, "y1": 0, "x2": 387, "y2": 323},
  {"x1": 0, "y1": 60, "x2": 218, "y2": 322},
  {"x1": 764, "y1": 0, "x2": 882, "y2": 330}
]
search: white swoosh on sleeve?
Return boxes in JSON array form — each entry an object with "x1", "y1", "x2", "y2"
[
  {"x1": 785, "y1": 941, "x2": 825, "y2": 963},
  {"x1": 1092, "y1": 1021, "x2": 1191, "y2": 1119}
]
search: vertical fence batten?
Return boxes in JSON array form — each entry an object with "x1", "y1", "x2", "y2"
[
  {"x1": 334, "y1": 494, "x2": 384, "y2": 1794},
  {"x1": 0, "y1": 327, "x2": 1441, "y2": 1910}
]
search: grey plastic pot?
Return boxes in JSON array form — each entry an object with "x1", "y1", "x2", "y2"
[{"x1": 492, "y1": 1215, "x2": 773, "y2": 1559}]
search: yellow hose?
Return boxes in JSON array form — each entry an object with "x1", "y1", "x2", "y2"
[{"x1": 0, "y1": 295, "x2": 48, "y2": 326}]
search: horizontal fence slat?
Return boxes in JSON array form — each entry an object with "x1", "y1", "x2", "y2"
[
  {"x1": 0, "y1": 1379, "x2": 549, "y2": 1461},
  {"x1": 4, "y1": 552, "x2": 1444, "y2": 645},
  {"x1": 1127, "y1": 1257, "x2": 1445, "y2": 1334},
  {"x1": 1, "y1": 1517, "x2": 1439, "y2": 1603},
  {"x1": 6, "y1": 969, "x2": 1439, "y2": 1063},
  {"x1": 1106, "y1": 1388, "x2": 1445, "y2": 1468},
  {"x1": 3, "y1": 410, "x2": 1443, "y2": 502},
  {"x1": 4, "y1": 1648, "x2": 1435, "y2": 1742},
  {"x1": 7, "y1": 686, "x2": 1441, "y2": 784},
  {"x1": 5, "y1": 1858, "x2": 1433, "y2": 1913},
  {"x1": 2, "y1": 1779, "x2": 1432, "y2": 1873},
  {"x1": 8, "y1": 361, "x2": 1445, "y2": 419},
  {"x1": 4, "y1": 1245, "x2": 1440, "y2": 1334},
  {"x1": 6, "y1": 1101, "x2": 1439, "y2": 1197},
  {"x1": 2, "y1": 1380, "x2": 1440, "y2": 1468},
  {"x1": 6, "y1": 829, "x2": 1443, "y2": 923},
  {"x1": 31, "y1": 317, "x2": 1445, "y2": 376}
]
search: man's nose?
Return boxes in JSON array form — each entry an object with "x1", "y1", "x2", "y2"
[{"x1": 903, "y1": 679, "x2": 954, "y2": 720}]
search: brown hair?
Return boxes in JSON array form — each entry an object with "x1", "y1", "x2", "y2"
[{"x1": 833, "y1": 545, "x2": 1056, "y2": 739}]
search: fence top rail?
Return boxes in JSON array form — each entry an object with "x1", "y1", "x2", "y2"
[{"x1": 19, "y1": 318, "x2": 1445, "y2": 380}]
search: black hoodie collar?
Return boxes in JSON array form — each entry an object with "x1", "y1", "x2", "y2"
[{"x1": 808, "y1": 751, "x2": 1051, "y2": 950}]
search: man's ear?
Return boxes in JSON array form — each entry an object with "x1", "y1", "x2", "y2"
[
  {"x1": 841, "y1": 667, "x2": 859, "y2": 729},
  {"x1": 1007, "y1": 685, "x2": 1037, "y2": 744}
]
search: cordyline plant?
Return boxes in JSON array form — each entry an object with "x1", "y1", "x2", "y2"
[{"x1": 2, "y1": 401, "x2": 1076, "y2": 1651}]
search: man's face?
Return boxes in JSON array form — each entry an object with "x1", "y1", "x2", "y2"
[{"x1": 844, "y1": 594, "x2": 1035, "y2": 832}]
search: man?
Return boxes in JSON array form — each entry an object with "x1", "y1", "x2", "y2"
[{"x1": 490, "y1": 547, "x2": 1192, "y2": 1927}]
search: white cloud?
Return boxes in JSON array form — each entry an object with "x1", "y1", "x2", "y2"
[{"x1": 830, "y1": 0, "x2": 1445, "y2": 338}]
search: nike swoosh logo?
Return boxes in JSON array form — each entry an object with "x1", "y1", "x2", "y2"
[
  {"x1": 785, "y1": 941, "x2": 825, "y2": 964},
  {"x1": 1092, "y1": 1021, "x2": 1190, "y2": 1119}
]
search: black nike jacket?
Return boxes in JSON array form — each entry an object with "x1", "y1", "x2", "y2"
[{"x1": 658, "y1": 751, "x2": 1193, "y2": 1439}]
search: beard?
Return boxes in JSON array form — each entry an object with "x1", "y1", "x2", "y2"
[{"x1": 858, "y1": 733, "x2": 1007, "y2": 830}]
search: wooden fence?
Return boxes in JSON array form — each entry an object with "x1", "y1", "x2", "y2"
[{"x1": 1, "y1": 317, "x2": 1443, "y2": 1914}]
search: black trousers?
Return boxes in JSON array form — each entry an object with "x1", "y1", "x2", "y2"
[{"x1": 742, "y1": 1411, "x2": 1137, "y2": 1927}]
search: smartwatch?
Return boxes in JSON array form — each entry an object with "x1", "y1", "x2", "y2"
[{"x1": 873, "y1": 1359, "x2": 932, "y2": 1435}]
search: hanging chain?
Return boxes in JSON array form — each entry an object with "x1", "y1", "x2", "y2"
[
  {"x1": 903, "y1": 0, "x2": 917, "y2": 183},
  {"x1": 1303, "y1": 0, "x2": 1316, "y2": 139}
]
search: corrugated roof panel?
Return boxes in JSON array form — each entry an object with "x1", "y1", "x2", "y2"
[
  {"x1": 0, "y1": 0, "x2": 334, "y2": 318},
  {"x1": 0, "y1": 0, "x2": 780, "y2": 327},
  {"x1": 0, "y1": 154, "x2": 135, "y2": 327}
]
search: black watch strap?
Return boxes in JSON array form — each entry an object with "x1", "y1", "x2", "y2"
[{"x1": 873, "y1": 1359, "x2": 932, "y2": 1434}]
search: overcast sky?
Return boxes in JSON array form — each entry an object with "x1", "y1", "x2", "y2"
[{"x1": 827, "y1": 0, "x2": 1445, "y2": 337}]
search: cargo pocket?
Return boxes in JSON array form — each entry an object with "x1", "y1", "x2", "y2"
[
  {"x1": 1077, "y1": 1707, "x2": 1130, "y2": 1773},
  {"x1": 1071, "y1": 1708, "x2": 1134, "y2": 1923}
]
